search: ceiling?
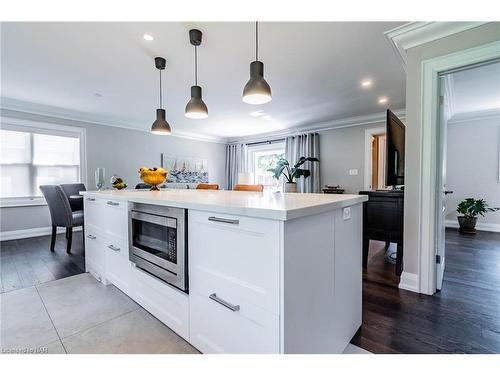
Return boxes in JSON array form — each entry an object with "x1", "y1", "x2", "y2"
[
  {"x1": 1, "y1": 22, "x2": 406, "y2": 141},
  {"x1": 448, "y1": 60, "x2": 500, "y2": 117}
]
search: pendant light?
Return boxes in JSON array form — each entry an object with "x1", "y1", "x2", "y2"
[
  {"x1": 242, "y1": 21, "x2": 272, "y2": 105},
  {"x1": 185, "y1": 29, "x2": 208, "y2": 119},
  {"x1": 151, "y1": 57, "x2": 172, "y2": 135}
]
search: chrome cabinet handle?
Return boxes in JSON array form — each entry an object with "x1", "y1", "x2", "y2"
[
  {"x1": 107, "y1": 244, "x2": 120, "y2": 252},
  {"x1": 86, "y1": 197, "x2": 95, "y2": 201},
  {"x1": 209, "y1": 293, "x2": 240, "y2": 312},
  {"x1": 208, "y1": 216, "x2": 239, "y2": 225},
  {"x1": 86, "y1": 234, "x2": 96, "y2": 240},
  {"x1": 106, "y1": 201, "x2": 119, "y2": 206}
]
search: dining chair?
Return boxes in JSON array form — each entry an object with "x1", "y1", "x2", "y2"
[
  {"x1": 196, "y1": 183, "x2": 219, "y2": 190},
  {"x1": 40, "y1": 185, "x2": 84, "y2": 254},
  {"x1": 233, "y1": 184, "x2": 264, "y2": 192},
  {"x1": 60, "y1": 183, "x2": 86, "y2": 212}
]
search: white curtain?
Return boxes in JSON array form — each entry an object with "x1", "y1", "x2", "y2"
[
  {"x1": 285, "y1": 133, "x2": 320, "y2": 193},
  {"x1": 225, "y1": 143, "x2": 247, "y2": 190}
]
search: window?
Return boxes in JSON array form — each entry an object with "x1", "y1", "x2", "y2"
[
  {"x1": 247, "y1": 142, "x2": 285, "y2": 190},
  {"x1": 0, "y1": 120, "x2": 85, "y2": 206}
]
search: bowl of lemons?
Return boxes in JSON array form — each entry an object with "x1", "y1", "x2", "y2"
[{"x1": 138, "y1": 167, "x2": 168, "y2": 191}]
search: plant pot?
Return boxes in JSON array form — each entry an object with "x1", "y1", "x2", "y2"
[
  {"x1": 284, "y1": 182, "x2": 297, "y2": 193},
  {"x1": 457, "y1": 216, "x2": 477, "y2": 234}
]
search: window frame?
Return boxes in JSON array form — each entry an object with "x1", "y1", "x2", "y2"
[
  {"x1": 246, "y1": 141, "x2": 285, "y2": 189},
  {"x1": 0, "y1": 117, "x2": 87, "y2": 208}
]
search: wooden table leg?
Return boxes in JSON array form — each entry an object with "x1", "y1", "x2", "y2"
[
  {"x1": 363, "y1": 236, "x2": 370, "y2": 268},
  {"x1": 395, "y1": 242, "x2": 403, "y2": 276}
]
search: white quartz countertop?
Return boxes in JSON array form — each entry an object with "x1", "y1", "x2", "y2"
[{"x1": 81, "y1": 189, "x2": 368, "y2": 221}]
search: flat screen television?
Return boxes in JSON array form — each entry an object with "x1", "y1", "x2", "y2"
[{"x1": 385, "y1": 109, "x2": 405, "y2": 187}]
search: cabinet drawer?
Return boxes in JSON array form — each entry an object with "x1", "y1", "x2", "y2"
[
  {"x1": 84, "y1": 225, "x2": 106, "y2": 283},
  {"x1": 105, "y1": 237, "x2": 131, "y2": 294},
  {"x1": 103, "y1": 199, "x2": 128, "y2": 241},
  {"x1": 188, "y1": 210, "x2": 280, "y2": 314},
  {"x1": 83, "y1": 197, "x2": 103, "y2": 228},
  {"x1": 131, "y1": 266, "x2": 189, "y2": 340},
  {"x1": 189, "y1": 291, "x2": 279, "y2": 354}
]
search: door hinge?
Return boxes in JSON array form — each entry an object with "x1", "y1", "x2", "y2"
[
  {"x1": 436, "y1": 255, "x2": 441, "y2": 264},
  {"x1": 439, "y1": 95, "x2": 444, "y2": 105}
]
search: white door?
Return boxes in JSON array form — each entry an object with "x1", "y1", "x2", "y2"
[{"x1": 436, "y1": 76, "x2": 453, "y2": 291}]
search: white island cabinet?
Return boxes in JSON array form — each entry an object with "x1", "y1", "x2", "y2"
[{"x1": 82, "y1": 189, "x2": 367, "y2": 354}]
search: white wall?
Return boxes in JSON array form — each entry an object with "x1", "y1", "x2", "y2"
[
  {"x1": 403, "y1": 23, "x2": 500, "y2": 277},
  {"x1": 445, "y1": 117, "x2": 500, "y2": 229},
  {"x1": 319, "y1": 122, "x2": 385, "y2": 194},
  {"x1": 0, "y1": 110, "x2": 226, "y2": 235}
]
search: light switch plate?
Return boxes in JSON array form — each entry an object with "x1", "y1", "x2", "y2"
[
  {"x1": 349, "y1": 169, "x2": 358, "y2": 176},
  {"x1": 343, "y1": 207, "x2": 351, "y2": 220}
]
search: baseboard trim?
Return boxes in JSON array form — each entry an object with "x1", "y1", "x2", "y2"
[
  {"x1": 445, "y1": 219, "x2": 500, "y2": 233},
  {"x1": 399, "y1": 271, "x2": 419, "y2": 293},
  {"x1": 0, "y1": 226, "x2": 82, "y2": 241}
]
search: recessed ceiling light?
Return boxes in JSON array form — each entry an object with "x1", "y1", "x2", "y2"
[
  {"x1": 143, "y1": 34, "x2": 154, "y2": 41},
  {"x1": 262, "y1": 115, "x2": 271, "y2": 120},
  {"x1": 361, "y1": 79, "x2": 372, "y2": 88},
  {"x1": 378, "y1": 96, "x2": 388, "y2": 104}
]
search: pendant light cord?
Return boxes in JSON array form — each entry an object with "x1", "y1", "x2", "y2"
[
  {"x1": 159, "y1": 69, "x2": 163, "y2": 109},
  {"x1": 195, "y1": 45, "x2": 198, "y2": 86},
  {"x1": 255, "y1": 21, "x2": 259, "y2": 61}
]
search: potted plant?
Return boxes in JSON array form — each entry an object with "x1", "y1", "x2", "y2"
[
  {"x1": 267, "y1": 157, "x2": 319, "y2": 193},
  {"x1": 456, "y1": 198, "x2": 499, "y2": 234}
]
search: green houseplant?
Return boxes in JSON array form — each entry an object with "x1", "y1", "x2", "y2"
[
  {"x1": 456, "y1": 198, "x2": 499, "y2": 234},
  {"x1": 267, "y1": 157, "x2": 319, "y2": 193}
]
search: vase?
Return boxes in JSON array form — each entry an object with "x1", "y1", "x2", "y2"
[
  {"x1": 284, "y1": 182, "x2": 297, "y2": 193},
  {"x1": 458, "y1": 216, "x2": 477, "y2": 234},
  {"x1": 95, "y1": 168, "x2": 105, "y2": 190}
]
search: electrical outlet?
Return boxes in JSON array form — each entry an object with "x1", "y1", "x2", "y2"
[
  {"x1": 343, "y1": 207, "x2": 351, "y2": 221},
  {"x1": 349, "y1": 169, "x2": 358, "y2": 176}
]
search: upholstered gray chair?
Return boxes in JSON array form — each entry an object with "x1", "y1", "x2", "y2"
[
  {"x1": 60, "y1": 183, "x2": 86, "y2": 211},
  {"x1": 40, "y1": 185, "x2": 84, "y2": 254}
]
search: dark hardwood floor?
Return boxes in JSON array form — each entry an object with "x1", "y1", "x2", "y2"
[
  {"x1": 0, "y1": 231, "x2": 85, "y2": 293},
  {"x1": 352, "y1": 228, "x2": 500, "y2": 354}
]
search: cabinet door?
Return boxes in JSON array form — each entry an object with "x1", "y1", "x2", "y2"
[
  {"x1": 104, "y1": 236, "x2": 131, "y2": 295},
  {"x1": 189, "y1": 291, "x2": 279, "y2": 354},
  {"x1": 84, "y1": 225, "x2": 106, "y2": 283},
  {"x1": 131, "y1": 265, "x2": 189, "y2": 340},
  {"x1": 188, "y1": 210, "x2": 280, "y2": 314}
]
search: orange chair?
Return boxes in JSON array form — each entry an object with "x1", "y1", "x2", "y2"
[
  {"x1": 233, "y1": 184, "x2": 264, "y2": 192},
  {"x1": 196, "y1": 183, "x2": 219, "y2": 190}
]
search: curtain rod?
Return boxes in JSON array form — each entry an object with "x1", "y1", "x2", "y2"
[
  {"x1": 237, "y1": 132, "x2": 319, "y2": 147},
  {"x1": 245, "y1": 138, "x2": 286, "y2": 147}
]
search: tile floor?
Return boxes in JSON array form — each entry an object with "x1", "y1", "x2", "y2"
[{"x1": 1, "y1": 272, "x2": 369, "y2": 354}]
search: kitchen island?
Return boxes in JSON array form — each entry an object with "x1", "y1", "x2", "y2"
[{"x1": 81, "y1": 189, "x2": 367, "y2": 354}]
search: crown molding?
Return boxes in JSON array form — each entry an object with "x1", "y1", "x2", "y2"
[
  {"x1": 227, "y1": 109, "x2": 406, "y2": 144},
  {"x1": 385, "y1": 22, "x2": 489, "y2": 70},
  {"x1": 448, "y1": 107, "x2": 500, "y2": 125},
  {"x1": 0, "y1": 97, "x2": 227, "y2": 144}
]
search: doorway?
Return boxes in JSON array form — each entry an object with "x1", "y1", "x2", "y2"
[{"x1": 435, "y1": 60, "x2": 500, "y2": 292}]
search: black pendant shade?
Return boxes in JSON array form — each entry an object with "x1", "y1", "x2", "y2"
[
  {"x1": 242, "y1": 60, "x2": 272, "y2": 104},
  {"x1": 185, "y1": 29, "x2": 208, "y2": 119},
  {"x1": 185, "y1": 85, "x2": 208, "y2": 119},
  {"x1": 242, "y1": 22, "x2": 272, "y2": 105},
  {"x1": 151, "y1": 57, "x2": 171, "y2": 135},
  {"x1": 151, "y1": 108, "x2": 171, "y2": 135}
]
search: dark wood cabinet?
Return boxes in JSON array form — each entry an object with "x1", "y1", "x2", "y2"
[{"x1": 359, "y1": 190, "x2": 404, "y2": 276}]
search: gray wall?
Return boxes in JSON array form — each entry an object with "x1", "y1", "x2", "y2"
[
  {"x1": 0, "y1": 110, "x2": 226, "y2": 233},
  {"x1": 445, "y1": 117, "x2": 500, "y2": 227},
  {"x1": 319, "y1": 122, "x2": 385, "y2": 194},
  {"x1": 404, "y1": 23, "x2": 500, "y2": 277}
]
